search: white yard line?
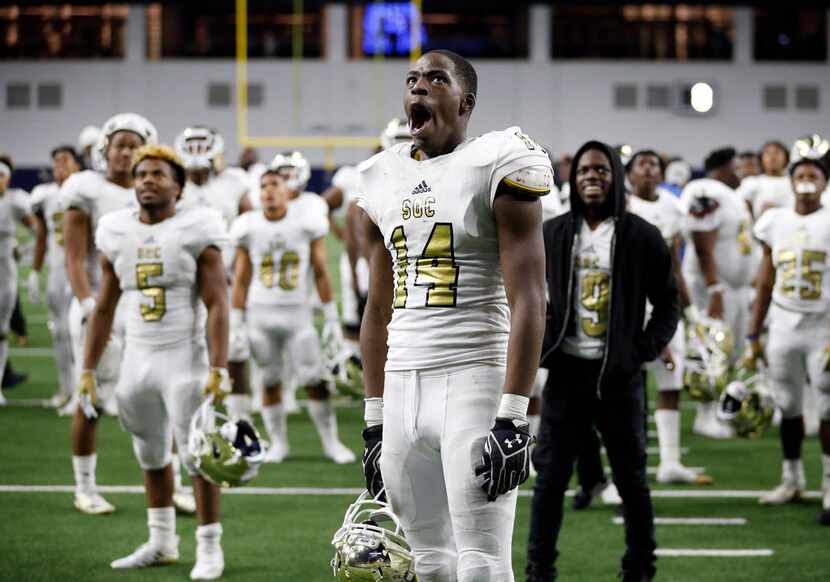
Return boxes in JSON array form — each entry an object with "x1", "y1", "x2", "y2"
[
  {"x1": 613, "y1": 517, "x2": 746, "y2": 526},
  {"x1": 0, "y1": 484, "x2": 822, "y2": 499},
  {"x1": 656, "y1": 549, "x2": 774, "y2": 557},
  {"x1": 9, "y1": 347, "x2": 55, "y2": 357}
]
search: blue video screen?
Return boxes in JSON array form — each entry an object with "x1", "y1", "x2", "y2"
[{"x1": 363, "y1": 3, "x2": 427, "y2": 56}]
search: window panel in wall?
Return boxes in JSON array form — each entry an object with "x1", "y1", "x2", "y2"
[
  {"x1": 552, "y1": 5, "x2": 734, "y2": 60},
  {"x1": 0, "y1": 4, "x2": 126, "y2": 59},
  {"x1": 754, "y1": 8, "x2": 827, "y2": 62}
]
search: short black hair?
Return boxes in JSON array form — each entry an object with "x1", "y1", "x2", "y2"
[
  {"x1": 704, "y1": 147, "x2": 736, "y2": 173},
  {"x1": 51, "y1": 145, "x2": 83, "y2": 167},
  {"x1": 789, "y1": 157, "x2": 829, "y2": 181},
  {"x1": 626, "y1": 149, "x2": 665, "y2": 175},
  {"x1": 0, "y1": 154, "x2": 13, "y2": 173},
  {"x1": 425, "y1": 49, "x2": 477, "y2": 96},
  {"x1": 738, "y1": 150, "x2": 758, "y2": 159}
]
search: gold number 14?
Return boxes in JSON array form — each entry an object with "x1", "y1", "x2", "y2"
[{"x1": 390, "y1": 222, "x2": 459, "y2": 308}]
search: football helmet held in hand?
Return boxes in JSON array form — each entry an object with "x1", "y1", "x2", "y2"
[
  {"x1": 683, "y1": 317, "x2": 734, "y2": 402},
  {"x1": 331, "y1": 490, "x2": 416, "y2": 582},
  {"x1": 188, "y1": 398, "x2": 265, "y2": 487},
  {"x1": 717, "y1": 364, "x2": 775, "y2": 438}
]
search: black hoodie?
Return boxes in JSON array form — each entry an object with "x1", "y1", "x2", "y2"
[{"x1": 540, "y1": 141, "x2": 679, "y2": 399}]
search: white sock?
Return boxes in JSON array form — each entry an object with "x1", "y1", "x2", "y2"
[
  {"x1": 783, "y1": 458, "x2": 805, "y2": 485},
  {"x1": 822, "y1": 455, "x2": 830, "y2": 490},
  {"x1": 0, "y1": 339, "x2": 8, "y2": 394},
  {"x1": 72, "y1": 454, "x2": 97, "y2": 495},
  {"x1": 225, "y1": 394, "x2": 252, "y2": 421},
  {"x1": 528, "y1": 414, "x2": 541, "y2": 437},
  {"x1": 171, "y1": 455, "x2": 183, "y2": 491},
  {"x1": 655, "y1": 409, "x2": 681, "y2": 466},
  {"x1": 147, "y1": 507, "x2": 176, "y2": 548},
  {"x1": 261, "y1": 403, "x2": 287, "y2": 445},
  {"x1": 307, "y1": 399, "x2": 337, "y2": 449},
  {"x1": 196, "y1": 522, "x2": 223, "y2": 551}
]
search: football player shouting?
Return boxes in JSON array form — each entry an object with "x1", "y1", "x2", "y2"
[{"x1": 358, "y1": 49, "x2": 551, "y2": 581}]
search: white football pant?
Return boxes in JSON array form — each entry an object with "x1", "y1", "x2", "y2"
[
  {"x1": 46, "y1": 274, "x2": 75, "y2": 398},
  {"x1": 115, "y1": 340, "x2": 208, "y2": 474},
  {"x1": 766, "y1": 305, "x2": 830, "y2": 421},
  {"x1": 381, "y1": 363, "x2": 516, "y2": 582},
  {"x1": 68, "y1": 297, "x2": 125, "y2": 401}
]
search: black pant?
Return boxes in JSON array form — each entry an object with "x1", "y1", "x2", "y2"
[{"x1": 527, "y1": 352, "x2": 656, "y2": 579}]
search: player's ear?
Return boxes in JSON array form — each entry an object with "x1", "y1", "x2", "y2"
[{"x1": 460, "y1": 93, "x2": 476, "y2": 117}]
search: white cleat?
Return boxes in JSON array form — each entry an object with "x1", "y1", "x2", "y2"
[
  {"x1": 74, "y1": 492, "x2": 116, "y2": 515},
  {"x1": 57, "y1": 396, "x2": 78, "y2": 417},
  {"x1": 102, "y1": 396, "x2": 119, "y2": 417},
  {"x1": 173, "y1": 491, "x2": 196, "y2": 515},
  {"x1": 111, "y1": 540, "x2": 179, "y2": 569},
  {"x1": 823, "y1": 487, "x2": 830, "y2": 511},
  {"x1": 0, "y1": 391, "x2": 7, "y2": 406},
  {"x1": 46, "y1": 392, "x2": 71, "y2": 409},
  {"x1": 656, "y1": 463, "x2": 713, "y2": 485},
  {"x1": 600, "y1": 482, "x2": 622, "y2": 505},
  {"x1": 263, "y1": 441, "x2": 289, "y2": 464},
  {"x1": 324, "y1": 441, "x2": 357, "y2": 464},
  {"x1": 759, "y1": 482, "x2": 803, "y2": 505},
  {"x1": 190, "y1": 542, "x2": 224, "y2": 580}
]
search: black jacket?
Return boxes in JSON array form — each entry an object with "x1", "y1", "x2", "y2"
[{"x1": 540, "y1": 141, "x2": 680, "y2": 399}]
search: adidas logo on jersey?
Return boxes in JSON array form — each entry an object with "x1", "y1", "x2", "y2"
[{"x1": 410, "y1": 181, "x2": 431, "y2": 196}]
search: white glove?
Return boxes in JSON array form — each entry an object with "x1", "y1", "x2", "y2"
[
  {"x1": 229, "y1": 308, "x2": 250, "y2": 362},
  {"x1": 321, "y1": 302, "x2": 345, "y2": 377},
  {"x1": 27, "y1": 271, "x2": 41, "y2": 304},
  {"x1": 80, "y1": 297, "x2": 96, "y2": 325},
  {"x1": 78, "y1": 369, "x2": 99, "y2": 420}
]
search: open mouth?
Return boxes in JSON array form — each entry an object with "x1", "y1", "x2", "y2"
[{"x1": 408, "y1": 103, "x2": 433, "y2": 137}]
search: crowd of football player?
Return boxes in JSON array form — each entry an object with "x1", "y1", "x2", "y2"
[{"x1": 1, "y1": 51, "x2": 829, "y2": 582}]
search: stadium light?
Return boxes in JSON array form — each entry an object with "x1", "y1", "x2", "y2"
[{"x1": 690, "y1": 82, "x2": 714, "y2": 113}]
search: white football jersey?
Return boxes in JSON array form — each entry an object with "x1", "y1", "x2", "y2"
[
  {"x1": 357, "y1": 126, "x2": 551, "y2": 371},
  {"x1": 754, "y1": 206, "x2": 830, "y2": 314},
  {"x1": 0, "y1": 188, "x2": 30, "y2": 261},
  {"x1": 681, "y1": 178, "x2": 756, "y2": 288},
  {"x1": 330, "y1": 165, "x2": 361, "y2": 220},
  {"x1": 561, "y1": 218, "x2": 614, "y2": 360},
  {"x1": 60, "y1": 170, "x2": 136, "y2": 290},
  {"x1": 739, "y1": 174, "x2": 793, "y2": 217},
  {"x1": 181, "y1": 171, "x2": 248, "y2": 227},
  {"x1": 230, "y1": 205, "x2": 328, "y2": 310},
  {"x1": 30, "y1": 182, "x2": 68, "y2": 272},
  {"x1": 541, "y1": 183, "x2": 563, "y2": 222},
  {"x1": 627, "y1": 191, "x2": 685, "y2": 245},
  {"x1": 96, "y1": 205, "x2": 226, "y2": 347}
]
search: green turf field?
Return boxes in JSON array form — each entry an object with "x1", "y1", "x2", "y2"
[{"x1": 2, "y1": 235, "x2": 828, "y2": 581}]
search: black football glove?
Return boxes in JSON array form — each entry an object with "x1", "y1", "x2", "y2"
[
  {"x1": 474, "y1": 417, "x2": 536, "y2": 502},
  {"x1": 362, "y1": 425, "x2": 385, "y2": 500}
]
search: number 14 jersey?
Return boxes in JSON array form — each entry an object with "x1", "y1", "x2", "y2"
[{"x1": 357, "y1": 126, "x2": 551, "y2": 371}]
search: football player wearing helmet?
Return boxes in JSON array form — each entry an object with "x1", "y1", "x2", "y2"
[
  {"x1": 746, "y1": 156, "x2": 830, "y2": 524},
  {"x1": 0, "y1": 154, "x2": 40, "y2": 407},
  {"x1": 738, "y1": 141, "x2": 791, "y2": 217},
  {"x1": 81, "y1": 145, "x2": 230, "y2": 577},
  {"x1": 358, "y1": 50, "x2": 551, "y2": 581},
  {"x1": 681, "y1": 147, "x2": 756, "y2": 438},
  {"x1": 60, "y1": 112, "x2": 158, "y2": 515},
  {"x1": 29, "y1": 146, "x2": 82, "y2": 408},
  {"x1": 229, "y1": 168, "x2": 355, "y2": 465},
  {"x1": 176, "y1": 126, "x2": 255, "y2": 423},
  {"x1": 626, "y1": 149, "x2": 711, "y2": 484}
]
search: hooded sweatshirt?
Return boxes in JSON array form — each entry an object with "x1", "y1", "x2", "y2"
[{"x1": 540, "y1": 141, "x2": 679, "y2": 399}]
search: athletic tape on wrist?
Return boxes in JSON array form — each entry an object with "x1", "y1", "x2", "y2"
[
  {"x1": 497, "y1": 393, "x2": 529, "y2": 421},
  {"x1": 364, "y1": 397, "x2": 383, "y2": 427}
]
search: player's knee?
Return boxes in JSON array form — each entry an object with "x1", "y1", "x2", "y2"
[
  {"x1": 132, "y1": 437, "x2": 172, "y2": 471},
  {"x1": 457, "y1": 557, "x2": 509, "y2": 582},
  {"x1": 411, "y1": 548, "x2": 456, "y2": 581}
]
